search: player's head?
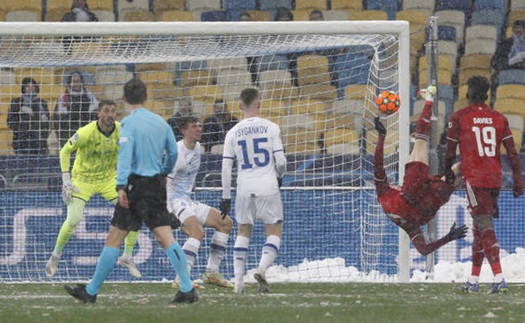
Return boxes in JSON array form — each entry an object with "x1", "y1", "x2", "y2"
[
  {"x1": 179, "y1": 115, "x2": 202, "y2": 142},
  {"x1": 309, "y1": 10, "x2": 324, "y2": 21},
  {"x1": 21, "y1": 77, "x2": 39, "y2": 95},
  {"x1": 513, "y1": 19, "x2": 525, "y2": 37},
  {"x1": 67, "y1": 71, "x2": 84, "y2": 92},
  {"x1": 239, "y1": 11, "x2": 252, "y2": 21},
  {"x1": 97, "y1": 99, "x2": 117, "y2": 128},
  {"x1": 213, "y1": 99, "x2": 227, "y2": 115},
  {"x1": 240, "y1": 88, "x2": 260, "y2": 111},
  {"x1": 466, "y1": 75, "x2": 489, "y2": 103},
  {"x1": 123, "y1": 78, "x2": 147, "y2": 105},
  {"x1": 275, "y1": 7, "x2": 293, "y2": 21}
]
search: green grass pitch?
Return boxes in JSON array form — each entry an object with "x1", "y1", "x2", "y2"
[{"x1": 1, "y1": 282, "x2": 524, "y2": 322}]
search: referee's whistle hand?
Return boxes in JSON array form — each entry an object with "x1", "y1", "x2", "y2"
[{"x1": 118, "y1": 190, "x2": 129, "y2": 209}]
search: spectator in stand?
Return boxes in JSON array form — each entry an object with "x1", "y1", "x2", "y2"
[
  {"x1": 167, "y1": 99, "x2": 194, "y2": 141},
  {"x1": 202, "y1": 99, "x2": 238, "y2": 153},
  {"x1": 275, "y1": 7, "x2": 293, "y2": 21},
  {"x1": 309, "y1": 10, "x2": 324, "y2": 21},
  {"x1": 61, "y1": 0, "x2": 99, "y2": 54},
  {"x1": 54, "y1": 71, "x2": 99, "y2": 147},
  {"x1": 239, "y1": 11, "x2": 252, "y2": 22},
  {"x1": 7, "y1": 77, "x2": 51, "y2": 155}
]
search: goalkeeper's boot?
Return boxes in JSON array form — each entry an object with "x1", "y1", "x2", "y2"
[
  {"x1": 45, "y1": 252, "x2": 61, "y2": 277},
  {"x1": 460, "y1": 281, "x2": 479, "y2": 293},
  {"x1": 254, "y1": 271, "x2": 270, "y2": 293},
  {"x1": 489, "y1": 280, "x2": 508, "y2": 294},
  {"x1": 171, "y1": 288, "x2": 198, "y2": 304},
  {"x1": 202, "y1": 272, "x2": 234, "y2": 288},
  {"x1": 64, "y1": 283, "x2": 97, "y2": 304},
  {"x1": 117, "y1": 255, "x2": 142, "y2": 278}
]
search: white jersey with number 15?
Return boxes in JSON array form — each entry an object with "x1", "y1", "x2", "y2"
[{"x1": 223, "y1": 117, "x2": 284, "y2": 197}]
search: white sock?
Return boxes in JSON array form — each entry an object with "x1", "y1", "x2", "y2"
[
  {"x1": 468, "y1": 276, "x2": 479, "y2": 284},
  {"x1": 182, "y1": 237, "x2": 201, "y2": 274},
  {"x1": 233, "y1": 236, "x2": 250, "y2": 285},
  {"x1": 257, "y1": 235, "x2": 281, "y2": 275},
  {"x1": 494, "y1": 273, "x2": 504, "y2": 283},
  {"x1": 206, "y1": 231, "x2": 229, "y2": 273}
]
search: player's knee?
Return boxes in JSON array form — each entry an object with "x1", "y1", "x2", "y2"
[
  {"x1": 186, "y1": 225, "x2": 205, "y2": 241},
  {"x1": 218, "y1": 216, "x2": 233, "y2": 232}
]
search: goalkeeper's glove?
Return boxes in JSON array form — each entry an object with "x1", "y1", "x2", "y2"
[
  {"x1": 446, "y1": 222, "x2": 467, "y2": 241},
  {"x1": 219, "y1": 198, "x2": 231, "y2": 220},
  {"x1": 61, "y1": 172, "x2": 79, "y2": 204},
  {"x1": 417, "y1": 85, "x2": 437, "y2": 101},
  {"x1": 374, "y1": 117, "x2": 387, "y2": 136}
]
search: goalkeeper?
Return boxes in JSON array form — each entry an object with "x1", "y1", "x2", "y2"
[
  {"x1": 45, "y1": 100, "x2": 141, "y2": 278},
  {"x1": 373, "y1": 86, "x2": 467, "y2": 255}
]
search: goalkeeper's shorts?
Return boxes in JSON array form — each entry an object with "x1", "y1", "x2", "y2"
[{"x1": 71, "y1": 178, "x2": 118, "y2": 202}]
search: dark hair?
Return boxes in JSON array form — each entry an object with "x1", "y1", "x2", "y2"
[
  {"x1": 178, "y1": 115, "x2": 200, "y2": 130},
  {"x1": 310, "y1": 10, "x2": 323, "y2": 17},
  {"x1": 467, "y1": 75, "x2": 489, "y2": 102},
  {"x1": 67, "y1": 71, "x2": 84, "y2": 85},
  {"x1": 123, "y1": 78, "x2": 147, "y2": 104},
  {"x1": 98, "y1": 99, "x2": 116, "y2": 110},
  {"x1": 239, "y1": 11, "x2": 251, "y2": 20},
  {"x1": 240, "y1": 88, "x2": 259, "y2": 108},
  {"x1": 514, "y1": 20, "x2": 525, "y2": 28},
  {"x1": 21, "y1": 77, "x2": 39, "y2": 94},
  {"x1": 275, "y1": 7, "x2": 293, "y2": 21}
]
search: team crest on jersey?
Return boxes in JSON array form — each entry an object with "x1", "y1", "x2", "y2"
[
  {"x1": 70, "y1": 132, "x2": 80, "y2": 145},
  {"x1": 448, "y1": 121, "x2": 453, "y2": 128}
]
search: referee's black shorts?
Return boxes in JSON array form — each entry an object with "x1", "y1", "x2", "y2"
[{"x1": 111, "y1": 175, "x2": 171, "y2": 231}]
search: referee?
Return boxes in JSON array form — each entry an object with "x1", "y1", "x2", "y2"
[{"x1": 65, "y1": 78, "x2": 197, "y2": 304}]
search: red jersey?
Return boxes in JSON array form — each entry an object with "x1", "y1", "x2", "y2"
[{"x1": 446, "y1": 103, "x2": 514, "y2": 188}]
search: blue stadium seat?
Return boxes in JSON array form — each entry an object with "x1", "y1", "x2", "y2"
[
  {"x1": 435, "y1": 0, "x2": 471, "y2": 16},
  {"x1": 498, "y1": 69, "x2": 525, "y2": 85},
  {"x1": 260, "y1": 0, "x2": 293, "y2": 10},
  {"x1": 255, "y1": 55, "x2": 290, "y2": 73},
  {"x1": 335, "y1": 50, "x2": 372, "y2": 97},
  {"x1": 366, "y1": 0, "x2": 398, "y2": 19},
  {"x1": 426, "y1": 25, "x2": 457, "y2": 42},
  {"x1": 201, "y1": 10, "x2": 228, "y2": 22},
  {"x1": 470, "y1": 9, "x2": 506, "y2": 30},
  {"x1": 224, "y1": 0, "x2": 256, "y2": 11},
  {"x1": 473, "y1": 0, "x2": 506, "y2": 13}
]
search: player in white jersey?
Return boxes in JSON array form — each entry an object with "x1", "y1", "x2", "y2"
[
  {"x1": 220, "y1": 88, "x2": 287, "y2": 293},
  {"x1": 167, "y1": 116, "x2": 234, "y2": 289}
]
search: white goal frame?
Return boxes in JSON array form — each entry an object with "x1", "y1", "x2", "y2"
[{"x1": 0, "y1": 21, "x2": 411, "y2": 282}]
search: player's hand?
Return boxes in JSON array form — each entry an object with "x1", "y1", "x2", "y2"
[
  {"x1": 61, "y1": 172, "x2": 79, "y2": 204},
  {"x1": 417, "y1": 85, "x2": 437, "y2": 101},
  {"x1": 277, "y1": 177, "x2": 283, "y2": 188},
  {"x1": 374, "y1": 117, "x2": 387, "y2": 136},
  {"x1": 219, "y1": 198, "x2": 231, "y2": 220},
  {"x1": 513, "y1": 183, "x2": 524, "y2": 198},
  {"x1": 446, "y1": 222, "x2": 468, "y2": 241}
]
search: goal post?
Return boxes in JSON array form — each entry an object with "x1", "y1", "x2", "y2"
[{"x1": 0, "y1": 21, "x2": 411, "y2": 283}]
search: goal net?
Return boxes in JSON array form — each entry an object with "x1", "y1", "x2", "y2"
[{"x1": 0, "y1": 21, "x2": 411, "y2": 283}]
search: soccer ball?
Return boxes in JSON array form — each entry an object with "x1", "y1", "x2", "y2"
[{"x1": 375, "y1": 91, "x2": 400, "y2": 115}]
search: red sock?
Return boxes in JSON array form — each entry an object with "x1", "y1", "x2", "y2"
[
  {"x1": 471, "y1": 228, "x2": 484, "y2": 277},
  {"x1": 414, "y1": 100, "x2": 433, "y2": 140},
  {"x1": 481, "y1": 228, "x2": 502, "y2": 276}
]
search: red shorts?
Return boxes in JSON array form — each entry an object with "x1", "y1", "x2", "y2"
[
  {"x1": 401, "y1": 161, "x2": 454, "y2": 215},
  {"x1": 464, "y1": 180, "x2": 500, "y2": 217}
]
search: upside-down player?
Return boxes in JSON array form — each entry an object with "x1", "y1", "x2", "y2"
[
  {"x1": 45, "y1": 99, "x2": 141, "y2": 278},
  {"x1": 167, "y1": 116, "x2": 234, "y2": 289},
  {"x1": 444, "y1": 75, "x2": 524, "y2": 294},
  {"x1": 374, "y1": 86, "x2": 467, "y2": 256}
]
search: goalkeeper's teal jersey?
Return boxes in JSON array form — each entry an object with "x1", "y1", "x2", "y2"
[{"x1": 60, "y1": 121, "x2": 120, "y2": 183}]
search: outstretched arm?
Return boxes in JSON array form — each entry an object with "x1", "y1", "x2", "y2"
[{"x1": 373, "y1": 117, "x2": 389, "y2": 195}]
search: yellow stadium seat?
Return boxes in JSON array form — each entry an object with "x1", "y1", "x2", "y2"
[
  {"x1": 45, "y1": 7, "x2": 69, "y2": 21},
  {"x1": 344, "y1": 84, "x2": 373, "y2": 100},
  {"x1": 180, "y1": 70, "x2": 212, "y2": 87},
  {"x1": 458, "y1": 69, "x2": 491, "y2": 86},
  {"x1": 156, "y1": 10, "x2": 194, "y2": 21},
  {"x1": 300, "y1": 84, "x2": 338, "y2": 102},
  {"x1": 0, "y1": 130, "x2": 14, "y2": 155},
  {"x1": 260, "y1": 100, "x2": 287, "y2": 117},
  {"x1": 324, "y1": 128, "x2": 361, "y2": 147},
  {"x1": 332, "y1": 0, "x2": 362, "y2": 10},
  {"x1": 120, "y1": 9, "x2": 155, "y2": 21},
  {"x1": 496, "y1": 84, "x2": 525, "y2": 101},
  {"x1": 366, "y1": 129, "x2": 397, "y2": 155},
  {"x1": 246, "y1": 10, "x2": 271, "y2": 21},
  {"x1": 460, "y1": 54, "x2": 492, "y2": 72},
  {"x1": 153, "y1": 0, "x2": 185, "y2": 11},
  {"x1": 14, "y1": 68, "x2": 57, "y2": 85},
  {"x1": 419, "y1": 55, "x2": 454, "y2": 74},
  {"x1": 348, "y1": 10, "x2": 388, "y2": 20},
  {"x1": 291, "y1": 9, "x2": 311, "y2": 21},
  {"x1": 283, "y1": 127, "x2": 320, "y2": 155},
  {"x1": 39, "y1": 84, "x2": 65, "y2": 102},
  {"x1": 5, "y1": 9, "x2": 41, "y2": 21},
  {"x1": 289, "y1": 99, "x2": 326, "y2": 116},
  {"x1": 323, "y1": 113, "x2": 357, "y2": 130},
  {"x1": 419, "y1": 69, "x2": 452, "y2": 87},
  {"x1": 139, "y1": 70, "x2": 174, "y2": 85},
  {"x1": 297, "y1": 54, "x2": 330, "y2": 86},
  {"x1": 295, "y1": 0, "x2": 327, "y2": 10},
  {"x1": 46, "y1": 0, "x2": 71, "y2": 10},
  {"x1": 494, "y1": 98, "x2": 525, "y2": 116},
  {"x1": 188, "y1": 85, "x2": 223, "y2": 101},
  {"x1": 6, "y1": 2, "x2": 42, "y2": 12},
  {"x1": 89, "y1": 0, "x2": 114, "y2": 11},
  {"x1": 502, "y1": 129, "x2": 523, "y2": 154},
  {"x1": 260, "y1": 84, "x2": 299, "y2": 100}
]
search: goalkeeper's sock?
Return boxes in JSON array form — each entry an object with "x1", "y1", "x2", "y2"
[
  {"x1": 206, "y1": 232, "x2": 229, "y2": 273},
  {"x1": 123, "y1": 230, "x2": 139, "y2": 257},
  {"x1": 233, "y1": 236, "x2": 250, "y2": 285},
  {"x1": 86, "y1": 246, "x2": 119, "y2": 296},
  {"x1": 481, "y1": 228, "x2": 502, "y2": 275},
  {"x1": 414, "y1": 99, "x2": 433, "y2": 141},
  {"x1": 182, "y1": 237, "x2": 201, "y2": 273},
  {"x1": 53, "y1": 223, "x2": 76, "y2": 254},
  {"x1": 257, "y1": 235, "x2": 281, "y2": 274},
  {"x1": 166, "y1": 242, "x2": 192, "y2": 293}
]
